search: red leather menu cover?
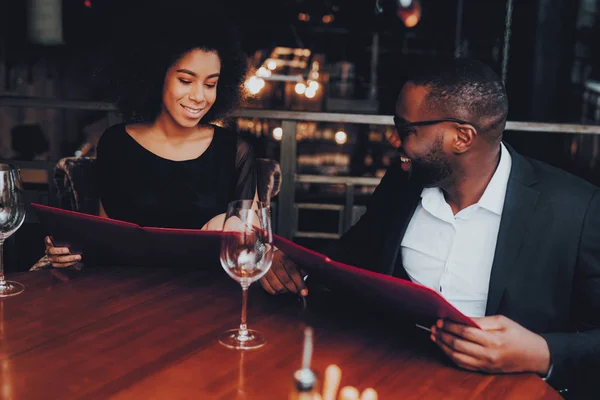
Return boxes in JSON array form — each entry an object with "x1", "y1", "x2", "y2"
[
  {"x1": 31, "y1": 203, "x2": 223, "y2": 268},
  {"x1": 274, "y1": 234, "x2": 479, "y2": 328},
  {"x1": 143, "y1": 227, "x2": 222, "y2": 268}
]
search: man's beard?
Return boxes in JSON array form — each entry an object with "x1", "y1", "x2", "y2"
[{"x1": 410, "y1": 135, "x2": 453, "y2": 187}]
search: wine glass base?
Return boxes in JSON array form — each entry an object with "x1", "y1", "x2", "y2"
[
  {"x1": 219, "y1": 329, "x2": 266, "y2": 350},
  {"x1": 0, "y1": 281, "x2": 24, "y2": 297}
]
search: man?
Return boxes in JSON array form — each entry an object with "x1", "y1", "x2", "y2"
[{"x1": 261, "y1": 59, "x2": 600, "y2": 397}]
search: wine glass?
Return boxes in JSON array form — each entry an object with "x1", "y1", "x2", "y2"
[
  {"x1": 219, "y1": 200, "x2": 274, "y2": 350},
  {"x1": 0, "y1": 164, "x2": 26, "y2": 297}
]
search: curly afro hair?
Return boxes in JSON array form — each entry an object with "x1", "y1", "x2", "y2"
[{"x1": 101, "y1": 4, "x2": 249, "y2": 124}]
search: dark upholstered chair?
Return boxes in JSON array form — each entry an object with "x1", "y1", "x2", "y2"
[
  {"x1": 255, "y1": 158, "x2": 282, "y2": 204},
  {"x1": 53, "y1": 157, "x2": 101, "y2": 215},
  {"x1": 31, "y1": 156, "x2": 281, "y2": 270}
]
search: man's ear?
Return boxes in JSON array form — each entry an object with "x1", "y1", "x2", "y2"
[{"x1": 453, "y1": 125, "x2": 477, "y2": 154}]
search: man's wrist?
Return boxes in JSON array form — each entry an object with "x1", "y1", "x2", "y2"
[{"x1": 531, "y1": 334, "x2": 552, "y2": 376}]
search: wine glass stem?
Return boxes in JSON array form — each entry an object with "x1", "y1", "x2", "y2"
[
  {"x1": 0, "y1": 240, "x2": 5, "y2": 286},
  {"x1": 237, "y1": 285, "x2": 249, "y2": 340}
]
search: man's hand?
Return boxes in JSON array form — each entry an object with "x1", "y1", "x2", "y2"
[
  {"x1": 431, "y1": 315, "x2": 551, "y2": 375},
  {"x1": 260, "y1": 250, "x2": 308, "y2": 296}
]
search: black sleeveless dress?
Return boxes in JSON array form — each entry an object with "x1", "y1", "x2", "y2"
[{"x1": 96, "y1": 124, "x2": 256, "y2": 229}]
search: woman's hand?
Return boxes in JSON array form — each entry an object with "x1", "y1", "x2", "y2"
[{"x1": 44, "y1": 236, "x2": 82, "y2": 268}]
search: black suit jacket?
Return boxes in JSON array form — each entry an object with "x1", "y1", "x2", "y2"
[{"x1": 327, "y1": 144, "x2": 600, "y2": 395}]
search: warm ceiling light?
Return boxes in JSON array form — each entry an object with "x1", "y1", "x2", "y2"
[
  {"x1": 298, "y1": 13, "x2": 310, "y2": 22},
  {"x1": 305, "y1": 88, "x2": 317, "y2": 99},
  {"x1": 307, "y1": 80, "x2": 319, "y2": 91},
  {"x1": 322, "y1": 14, "x2": 335, "y2": 24},
  {"x1": 256, "y1": 67, "x2": 271, "y2": 78},
  {"x1": 404, "y1": 14, "x2": 419, "y2": 28},
  {"x1": 335, "y1": 130, "x2": 348, "y2": 145},
  {"x1": 397, "y1": 0, "x2": 421, "y2": 28},
  {"x1": 273, "y1": 127, "x2": 283, "y2": 141},
  {"x1": 245, "y1": 76, "x2": 265, "y2": 95},
  {"x1": 267, "y1": 60, "x2": 277, "y2": 70},
  {"x1": 295, "y1": 82, "x2": 307, "y2": 95}
]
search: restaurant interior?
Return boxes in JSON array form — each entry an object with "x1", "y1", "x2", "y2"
[{"x1": 0, "y1": 0, "x2": 599, "y2": 398}]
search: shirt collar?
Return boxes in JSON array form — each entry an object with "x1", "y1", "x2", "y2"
[
  {"x1": 420, "y1": 142, "x2": 512, "y2": 216},
  {"x1": 477, "y1": 142, "x2": 512, "y2": 215}
]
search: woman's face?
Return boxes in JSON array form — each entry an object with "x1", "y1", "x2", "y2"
[{"x1": 161, "y1": 48, "x2": 221, "y2": 128}]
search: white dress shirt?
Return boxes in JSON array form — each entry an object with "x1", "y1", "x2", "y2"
[{"x1": 400, "y1": 143, "x2": 512, "y2": 317}]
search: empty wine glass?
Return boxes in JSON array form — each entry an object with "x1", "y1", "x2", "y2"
[
  {"x1": 219, "y1": 200, "x2": 274, "y2": 350},
  {"x1": 0, "y1": 165, "x2": 26, "y2": 297}
]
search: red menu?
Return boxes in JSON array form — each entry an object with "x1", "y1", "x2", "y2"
[
  {"x1": 32, "y1": 202, "x2": 478, "y2": 327},
  {"x1": 31, "y1": 203, "x2": 223, "y2": 268},
  {"x1": 273, "y1": 235, "x2": 479, "y2": 328}
]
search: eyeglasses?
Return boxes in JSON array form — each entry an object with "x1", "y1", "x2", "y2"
[{"x1": 393, "y1": 116, "x2": 480, "y2": 134}]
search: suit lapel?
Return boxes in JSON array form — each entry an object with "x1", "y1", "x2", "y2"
[
  {"x1": 386, "y1": 178, "x2": 422, "y2": 278},
  {"x1": 485, "y1": 145, "x2": 539, "y2": 315}
]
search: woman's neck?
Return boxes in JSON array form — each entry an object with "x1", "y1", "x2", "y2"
[{"x1": 152, "y1": 110, "x2": 208, "y2": 140}]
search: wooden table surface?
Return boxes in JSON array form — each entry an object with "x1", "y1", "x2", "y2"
[{"x1": 0, "y1": 266, "x2": 561, "y2": 400}]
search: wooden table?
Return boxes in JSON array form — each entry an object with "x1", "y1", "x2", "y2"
[{"x1": 0, "y1": 266, "x2": 561, "y2": 399}]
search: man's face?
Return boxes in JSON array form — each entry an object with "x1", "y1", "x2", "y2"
[{"x1": 394, "y1": 82, "x2": 453, "y2": 187}]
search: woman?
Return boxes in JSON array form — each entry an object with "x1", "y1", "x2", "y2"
[{"x1": 42, "y1": 10, "x2": 254, "y2": 268}]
